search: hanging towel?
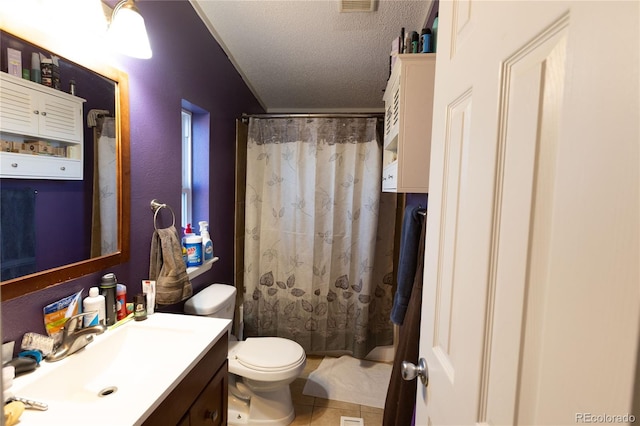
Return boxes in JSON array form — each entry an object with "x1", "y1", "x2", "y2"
[
  {"x1": 383, "y1": 215, "x2": 426, "y2": 426},
  {"x1": 390, "y1": 205, "x2": 425, "y2": 325},
  {"x1": 149, "y1": 225, "x2": 192, "y2": 305}
]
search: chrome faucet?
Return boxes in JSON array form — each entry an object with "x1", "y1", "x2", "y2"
[{"x1": 46, "y1": 313, "x2": 107, "y2": 362}]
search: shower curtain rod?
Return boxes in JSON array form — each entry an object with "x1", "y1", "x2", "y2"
[{"x1": 241, "y1": 113, "x2": 383, "y2": 122}]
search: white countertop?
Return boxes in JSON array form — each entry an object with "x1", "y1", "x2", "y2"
[{"x1": 9, "y1": 313, "x2": 230, "y2": 425}]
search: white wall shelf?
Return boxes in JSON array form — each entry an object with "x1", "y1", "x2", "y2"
[{"x1": 187, "y1": 256, "x2": 219, "y2": 281}]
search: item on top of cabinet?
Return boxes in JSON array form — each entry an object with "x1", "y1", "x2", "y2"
[
  {"x1": 30, "y1": 52, "x2": 40, "y2": 83},
  {"x1": 432, "y1": 13, "x2": 438, "y2": 52},
  {"x1": 51, "y1": 56, "x2": 60, "y2": 90},
  {"x1": 142, "y1": 280, "x2": 156, "y2": 315},
  {"x1": 199, "y1": 220, "x2": 214, "y2": 261},
  {"x1": 7, "y1": 48, "x2": 21, "y2": 77},
  {"x1": 116, "y1": 283, "x2": 127, "y2": 320},
  {"x1": 40, "y1": 57, "x2": 53, "y2": 87},
  {"x1": 420, "y1": 28, "x2": 432, "y2": 53},
  {"x1": 99, "y1": 273, "x2": 118, "y2": 326},
  {"x1": 83, "y1": 287, "x2": 106, "y2": 327},
  {"x1": 410, "y1": 31, "x2": 420, "y2": 53}
]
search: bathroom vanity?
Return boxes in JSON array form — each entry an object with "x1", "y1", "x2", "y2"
[
  {"x1": 9, "y1": 313, "x2": 229, "y2": 426},
  {"x1": 142, "y1": 332, "x2": 228, "y2": 425}
]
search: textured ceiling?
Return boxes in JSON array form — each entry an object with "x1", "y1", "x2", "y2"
[{"x1": 190, "y1": 0, "x2": 433, "y2": 113}]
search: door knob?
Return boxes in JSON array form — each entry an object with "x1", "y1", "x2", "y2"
[{"x1": 402, "y1": 358, "x2": 429, "y2": 386}]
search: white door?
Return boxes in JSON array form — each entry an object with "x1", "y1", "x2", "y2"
[{"x1": 417, "y1": 1, "x2": 639, "y2": 425}]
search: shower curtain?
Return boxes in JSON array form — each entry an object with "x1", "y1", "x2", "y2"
[
  {"x1": 90, "y1": 116, "x2": 118, "y2": 257},
  {"x1": 243, "y1": 117, "x2": 396, "y2": 359}
]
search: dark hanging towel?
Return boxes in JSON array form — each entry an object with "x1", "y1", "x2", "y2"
[
  {"x1": 0, "y1": 188, "x2": 36, "y2": 280},
  {"x1": 383, "y1": 210, "x2": 426, "y2": 426}
]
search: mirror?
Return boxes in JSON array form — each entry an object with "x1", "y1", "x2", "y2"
[{"x1": 0, "y1": 26, "x2": 130, "y2": 301}]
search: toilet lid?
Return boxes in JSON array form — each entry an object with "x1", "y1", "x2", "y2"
[{"x1": 233, "y1": 337, "x2": 305, "y2": 372}]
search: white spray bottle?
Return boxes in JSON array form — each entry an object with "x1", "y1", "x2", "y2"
[{"x1": 199, "y1": 221, "x2": 214, "y2": 261}]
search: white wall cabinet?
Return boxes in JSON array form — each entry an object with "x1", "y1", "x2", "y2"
[
  {"x1": 382, "y1": 54, "x2": 436, "y2": 193},
  {"x1": 0, "y1": 72, "x2": 85, "y2": 179}
]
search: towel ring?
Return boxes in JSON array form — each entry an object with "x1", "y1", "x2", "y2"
[{"x1": 150, "y1": 199, "x2": 176, "y2": 230}]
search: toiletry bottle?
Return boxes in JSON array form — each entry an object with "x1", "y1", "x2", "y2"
[
  {"x1": 134, "y1": 293, "x2": 147, "y2": 321},
  {"x1": 410, "y1": 31, "x2": 419, "y2": 53},
  {"x1": 432, "y1": 13, "x2": 439, "y2": 53},
  {"x1": 100, "y1": 273, "x2": 118, "y2": 326},
  {"x1": 83, "y1": 287, "x2": 106, "y2": 327},
  {"x1": 116, "y1": 284, "x2": 127, "y2": 321},
  {"x1": 184, "y1": 223, "x2": 194, "y2": 238},
  {"x1": 199, "y1": 221, "x2": 214, "y2": 261},
  {"x1": 182, "y1": 223, "x2": 194, "y2": 265},
  {"x1": 142, "y1": 280, "x2": 156, "y2": 315},
  {"x1": 30, "y1": 52, "x2": 40, "y2": 84},
  {"x1": 420, "y1": 28, "x2": 432, "y2": 53}
]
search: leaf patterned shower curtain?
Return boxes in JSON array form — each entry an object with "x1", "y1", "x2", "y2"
[{"x1": 243, "y1": 117, "x2": 396, "y2": 359}]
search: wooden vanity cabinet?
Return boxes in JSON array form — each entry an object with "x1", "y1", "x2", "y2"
[{"x1": 142, "y1": 333, "x2": 228, "y2": 426}]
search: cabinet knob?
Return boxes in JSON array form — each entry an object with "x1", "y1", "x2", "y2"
[
  {"x1": 41, "y1": 111, "x2": 47, "y2": 116},
  {"x1": 33, "y1": 110, "x2": 39, "y2": 115},
  {"x1": 60, "y1": 166, "x2": 66, "y2": 171},
  {"x1": 11, "y1": 163, "x2": 18, "y2": 168},
  {"x1": 205, "y1": 409, "x2": 218, "y2": 422}
]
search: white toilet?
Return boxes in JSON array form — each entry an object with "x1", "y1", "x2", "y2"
[{"x1": 184, "y1": 284, "x2": 306, "y2": 426}]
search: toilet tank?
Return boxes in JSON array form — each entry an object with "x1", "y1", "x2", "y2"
[{"x1": 184, "y1": 283, "x2": 236, "y2": 320}]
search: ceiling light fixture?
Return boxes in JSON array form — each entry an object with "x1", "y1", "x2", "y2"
[{"x1": 108, "y1": 0, "x2": 152, "y2": 59}]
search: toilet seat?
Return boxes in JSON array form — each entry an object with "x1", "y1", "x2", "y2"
[{"x1": 228, "y1": 337, "x2": 306, "y2": 381}]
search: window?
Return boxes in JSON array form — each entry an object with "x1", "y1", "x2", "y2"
[
  {"x1": 181, "y1": 109, "x2": 192, "y2": 229},
  {"x1": 181, "y1": 100, "x2": 210, "y2": 234}
]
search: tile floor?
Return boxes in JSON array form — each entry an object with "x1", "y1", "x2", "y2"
[{"x1": 290, "y1": 355, "x2": 384, "y2": 426}]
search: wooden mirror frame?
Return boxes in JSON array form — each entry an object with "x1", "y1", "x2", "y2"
[{"x1": 0, "y1": 27, "x2": 131, "y2": 302}]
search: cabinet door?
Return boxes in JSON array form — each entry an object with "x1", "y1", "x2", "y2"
[
  {"x1": 38, "y1": 92, "x2": 83, "y2": 143},
  {"x1": 0, "y1": 78, "x2": 39, "y2": 135},
  {"x1": 189, "y1": 362, "x2": 228, "y2": 426}
]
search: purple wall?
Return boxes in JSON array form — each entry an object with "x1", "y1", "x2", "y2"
[{"x1": 2, "y1": 1, "x2": 264, "y2": 346}]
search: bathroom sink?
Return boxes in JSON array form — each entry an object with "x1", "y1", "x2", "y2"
[{"x1": 10, "y1": 313, "x2": 230, "y2": 425}]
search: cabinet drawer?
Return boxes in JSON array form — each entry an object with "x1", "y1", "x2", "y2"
[
  {"x1": 382, "y1": 162, "x2": 398, "y2": 192},
  {"x1": 0, "y1": 152, "x2": 82, "y2": 180}
]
